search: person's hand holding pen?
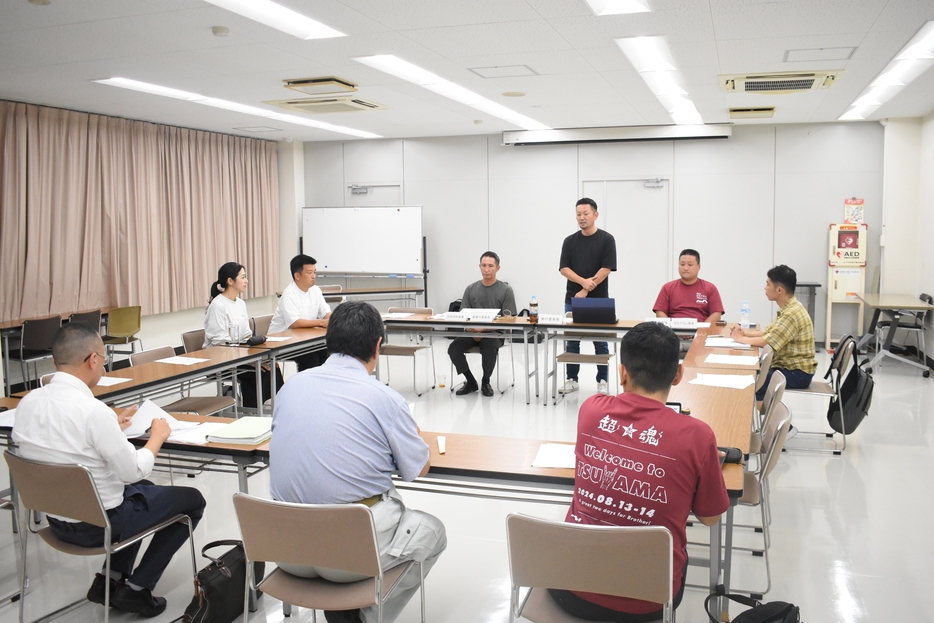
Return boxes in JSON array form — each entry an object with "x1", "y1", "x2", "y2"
[
  {"x1": 148, "y1": 417, "x2": 171, "y2": 443},
  {"x1": 117, "y1": 404, "x2": 140, "y2": 430}
]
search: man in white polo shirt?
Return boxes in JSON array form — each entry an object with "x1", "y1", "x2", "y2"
[{"x1": 269, "y1": 253, "x2": 331, "y2": 371}]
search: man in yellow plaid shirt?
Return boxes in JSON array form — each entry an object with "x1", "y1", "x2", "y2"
[{"x1": 730, "y1": 265, "x2": 817, "y2": 401}]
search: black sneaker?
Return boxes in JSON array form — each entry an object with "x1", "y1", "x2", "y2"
[
  {"x1": 110, "y1": 584, "x2": 167, "y2": 618},
  {"x1": 324, "y1": 610, "x2": 363, "y2": 623},
  {"x1": 455, "y1": 380, "x2": 478, "y2": 395},
  {"x1": 87, "y1": 573, "x2": 121, "y2": 606}
]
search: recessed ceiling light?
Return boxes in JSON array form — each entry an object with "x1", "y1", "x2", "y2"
[
  {"x1": 203, "y1": 0, "x2": 344, "y2": 40},
  {"x1": 502, "y1": 92, "x2": 526, "y2": 97},
  {"x1": 583, "y1": 0, "x2": 651, "y2": 16},
  {"x1": 353, "y1": 55, "x2": 550, "y2": 131},
  {"x1": 839, "y1": 20, "x2": 934, "y2": 120},
  {"x1": 211, "y1": 26, "x2": 230, "y2": 37},
  {"x1": 94, "y1": 77, "x2": 379, "y2": 138},
  {"x1": 615, "y1": 36, "x2": 703, "y2": 125}
]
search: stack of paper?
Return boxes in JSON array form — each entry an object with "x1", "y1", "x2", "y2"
[
  {"x1": 155, "y1": 356, "x2": 210, "y2": 365},
  {"x1": 705, "y1": 354, "x2": 759, "y2": 366},
  {"x1": 704, "y1": 337, "x2": 752, "y2": 350},
  {"x1": 206, "y1": 416, "x2": 272, "y2": 445},
  {"x1": 169, "y1": 422, "x2": 229, "y2": 445},
  {"x1": 688, "y1": 374, "x2": 756, "y2": 389},
  {"x1": 96, "y1": 376, "x2": 131, "y2": 387},
  {"x1": 122, "y1": 400, "x2": 201, "y2": 438},
  {"x1": 531, "y1": 443, "x2": 576, "y2": 468}
]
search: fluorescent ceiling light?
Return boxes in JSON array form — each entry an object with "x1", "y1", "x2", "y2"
[
  {"x1": 615, "y1": 36, "x2": 703, "y2": 125},
  {"x1": 203, "y1": 0, "x2": 344, "y2": 40},
  {"x1": 354, "y1": 55, "x2": 550, "y2": 131},
  {"x1": 583, "y1": 0, "x2": 651, "y2": 16},
  {"x1": 840, "y1": 20, "x2": 934, "y2": 121},
  {"x1": 94, "y1": 77, "x2": 379, "y2": 139}
]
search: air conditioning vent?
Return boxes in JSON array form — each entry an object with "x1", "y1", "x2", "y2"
[
  {"x1": 729, "y1": 107, "x2": 775, "y2": 119},
  {"x1": 284, "y1": 76, "x2": 357, "y2": 96},
  {"x1": 721, "y1": 71, "x2": 839, "y2": 94},
  {"x1": 265, "y1": 97, "x2": 386, "y2": 114}
]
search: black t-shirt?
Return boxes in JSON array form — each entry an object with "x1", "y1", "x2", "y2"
[{"x1": 559, "y1": 229, "x2": 617, "y2": 303}]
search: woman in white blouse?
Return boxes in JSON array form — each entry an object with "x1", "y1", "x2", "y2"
[{"x1": 204, "y1": 262, "x2": 282, "y2": 408}]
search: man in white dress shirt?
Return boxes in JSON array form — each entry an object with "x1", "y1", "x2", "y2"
[
  {"x1": 12, "y1": 322, "x2": 205, "y2": 618},
  {"x1": 269, "y1": 254, "x2": 331, "y2": 371}
]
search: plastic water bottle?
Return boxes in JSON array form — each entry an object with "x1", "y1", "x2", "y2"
[
  {"x1": 740, "y1": 301, "x2": 751, "y2": 330},
  {"x1": 529, "y1": 295, "x2": 539, "y2": 324}
]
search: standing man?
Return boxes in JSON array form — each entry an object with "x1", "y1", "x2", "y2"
[
  {"x1": 270, "y1": 301, "x2": 446, "y2": 623},
  {"x1": 559, "y1": 197, "x2": 618, "y2": 395},
  {"x1": 653, "y1": 249, "x2": 724, "y2": 322},
  {"x1": 448, "y1": 251, "x2": 518, "y2": 397},
  {"x1": 268, "y1": 254, "x2": 331, "y2": 371},
  {"x1": 551, "y1": 322, "x2": 728, "y2": 621},
  {"x1": 12, "y1": 323, "x2": 205, "y2": 618},
  {"x1": 731, "y1": 264, "x2": 817, "y2": 401}
]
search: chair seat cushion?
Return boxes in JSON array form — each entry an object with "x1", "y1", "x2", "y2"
[
  {"x1": 877, "y1": 319, "x2": 923, "y2": 330},
  {"x1": 519, "y1": 587, "x2": 655, "y2": 623},
  {"x1": 785, "y1": 380, "x2": 833, "y2": 396},
  {"x1": 257, "y1": 562, "x2": 411, "y2": 611},
  {"x1": 379, "y1": 345, "x2": 428, "y2": 356},
  {"x1": 11, "y1": 349, "x2": 52, "y2": 361}
]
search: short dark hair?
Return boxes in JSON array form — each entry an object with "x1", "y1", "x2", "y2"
[
  {"x1": 619, "y1": 323, "x2": 680, "y2": 393},
  {"x1": 480, "y1": 251, "x2": 500, "y2": 266},
  {"x1": 290, "y1": 254, "x2": 317, "y2": 279},
  {"x1": 576, "y1": 197, "x2": 598, "y2": 212},
  {"x1": 51, "y1": 322, "x2": 101, "y2": 367},
  {"x1": 326, "y1": 301, "x2": 386, "y2": 362},
  {"x1": 680, "y1": 249, "x2": 700, "y2": 263},
  {"x1": 767, "y1": 265, "x2": 797, "y2": 294}
]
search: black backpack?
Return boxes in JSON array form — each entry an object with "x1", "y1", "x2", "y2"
[
  {"x1": 705, "y1": 590, "x2": 800, "y2": 623},
  {"x1": 826, "y1": 335, "x2": 874, "y2": 435}
]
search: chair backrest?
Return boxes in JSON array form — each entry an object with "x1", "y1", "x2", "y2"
[
  {"x1": 754, "y1": 345, "x2": 774, "y2": 392},
  {"x1": 107, "y1": 306, "x2": 141, "y2": 338},
  {"x1": 917, "y1": 293, "x2": 933, "y2": 324},
  {"x1": 759, "y1": 403, "x2": 792, "y2": 482},
  {"x1": 829, "y1": 336, "x2": 855, "y2": 378},
  {"x1": 181, "y1": 329, "x2": 206, "y2": 354},
  {"x1": 69, "y1": 309, "x2": 102, "y2": 328},
  {"x1": 4, "y1": 451, "x2": 108, "y2": 527},
  {"x1": 387, "y1": 307, "x2": 433, "y2": 316},
  {"x1": 233, "y1": 493, "x2": 381, "y2": 578},
  {"x1": 251, "y1": 314, "x2": 273, "y2": 336},
  {"x1": 129, "y1": 345, "x2": 176, "y2": 367},
  {"x1": 319, "y1": 284, "x2": 343, "y2": 294},
  {"x1": 21, "y1": 316, "x2": 63, "y2": 351},
  {"x1": 506, "y1": 513, "x2": 672, "y2": 605},
  {"x1": 759, "y1": 369, "x2": 786, "y2": 419}
]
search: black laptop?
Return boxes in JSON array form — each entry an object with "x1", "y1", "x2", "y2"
[{"x1": 571, "y1": 298, "x2": 617, "y2": 324}]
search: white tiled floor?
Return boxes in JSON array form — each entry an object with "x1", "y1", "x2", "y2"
[{"x1": 1, "y1": 342, "x2": 932, "y2": 622}]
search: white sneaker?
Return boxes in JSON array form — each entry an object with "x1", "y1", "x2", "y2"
[
  {"x1": 597, "y1": 380, "x2": 609, "y2": 395},
  {"x1": 786, "y1": 425, "x2": 798, "y2": 440},
  {"x1": 558, "y1": 379, "x2": 579, "y2": 394}
]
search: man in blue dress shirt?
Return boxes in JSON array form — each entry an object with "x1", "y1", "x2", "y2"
[{"x1": 270, "y1": 301, "x2": 447, "y2": 623}]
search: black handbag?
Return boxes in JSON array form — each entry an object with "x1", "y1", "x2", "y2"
[
  {"x1": 705, "y1": 589, "x2": 800, "y2": 623},
  {"x1": 183, "y1": 540, "x2": 265, "y2": 623}
]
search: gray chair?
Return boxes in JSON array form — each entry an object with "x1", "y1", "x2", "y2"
[
  {"x1": 68, "y1": 309, "x2": 102, "y2": 329},
  {"x1": 10, "y1": 316, "x2": 62, "y2": 390},
  {"x1": 449, "y1": 338, "x2": 515, "y2": 394},
  {"x1": 553, "y1": 313, "x2": 619, "y2": 400},
  {"x1": 379, "y1": 307, "x2": 436, "y2": 396},
  {"x1": 233, "y1": 492, "x2": 426, "y2": 623},
  {"x1": 130, "y1": 346, "x2": 235, "y2": 416},
  {"x1": 181, "y1": 329, "x2": 206, "y2": 355},
  {"x1": 4, "y1": 450, "x2": 197, "y2": 623},
  {"x1": 506, "y1": 513, "x2": 674, "y2": 623}
]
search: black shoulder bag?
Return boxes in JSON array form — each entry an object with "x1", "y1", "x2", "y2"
[
  {"x1": 184, "y1": 540, "x2": 265, "y2": 623},
  {"x1": 705, "y1": 587, "x2": 800, "y2": 623}
]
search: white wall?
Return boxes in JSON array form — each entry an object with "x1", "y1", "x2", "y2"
[
  {"x1": 917, "y1": 112, "x2": 934, "y2": 360},
  {"x1": 301, "y1": 123, "x2": 885, "y2": 343},
  {"x1": 880, "y1": 118, "x2": 922, "y2": 294}
]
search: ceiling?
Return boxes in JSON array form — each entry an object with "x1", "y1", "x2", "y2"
[{"x1": 2, "y1": 0, "x2": 933, "y2": 142}]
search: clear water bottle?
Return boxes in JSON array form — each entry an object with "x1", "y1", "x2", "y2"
[
  {"x1": 529, "y1": 295, "x2": 539, "y2": 324},
  {"x1": 740, "y1": 301, "x2": 751, "y2": 330}
]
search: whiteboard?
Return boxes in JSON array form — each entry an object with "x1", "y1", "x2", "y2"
[{"x1": 302, "y1": 206, "x2": 423, "y2": 274}]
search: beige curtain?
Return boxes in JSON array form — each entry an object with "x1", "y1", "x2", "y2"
[{"x1": 0, "y1": 100, "x2": 279, "y2": 322}]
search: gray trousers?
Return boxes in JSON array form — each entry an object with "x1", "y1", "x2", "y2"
[{"x1": 278, "y1": 487, "x2": 447, "y2": 623}]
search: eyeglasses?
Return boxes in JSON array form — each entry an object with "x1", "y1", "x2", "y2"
[{"x1": 83, "y1": 351, "x2": 106, "y2": 363}]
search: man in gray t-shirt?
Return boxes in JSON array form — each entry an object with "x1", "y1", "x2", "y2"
[{"x1": 449, "y1": 251, "x2": 517, "y2": 397}]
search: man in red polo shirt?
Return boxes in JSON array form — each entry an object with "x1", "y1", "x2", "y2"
[
  {"x1": 550, "y1": 322, "x2": 729, "y2": 621},
  {"x1": 653, "y1": 249, "x2": 724, "y2": 323}
]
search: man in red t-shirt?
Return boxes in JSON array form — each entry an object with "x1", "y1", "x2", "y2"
[
  {"x1": 551, "y1": 322, "x2": 729, "y2": 621},
  {"x1": 653, "y1": 249, "x2": 724, "y2": 323}
]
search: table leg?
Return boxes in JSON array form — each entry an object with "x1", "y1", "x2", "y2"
[
  {"x1": 255, "y1": 359, "x2": 264, "y2": 416},
  {"x1": 856, "y1": 308, "x2": 882, "y2": 349},
  {"x1": 268, "y1": 353, "x2": 277, "y2": 413},
  {"x1": 722, "y1": 505, "x2": 735, "y2": 611},
  {"x1": 710, "y1": 516, "x2": 723, "y2": 620},
  {"x1": 524, "y1": 329, "x2": 531, "y2": 405},
  {"x1": 3, "y1": 331, "x2": 11, "y2": 397}
]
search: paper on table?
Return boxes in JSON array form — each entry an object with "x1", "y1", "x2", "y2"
[
  {"x1": 168, "y1": 422, "x2": 229, "y2": 445},
  {"x1": 704, "y1": 337, "x2": 752, "y2": 350},
  {"x1": 688, "y1": 374, "x2": 755, "y2": 390},
  {"x1": 122, "y1": 400, "x2": 199, "y2": 438},
  {"x1": 382, "y1": 312, "x2": 414, "y2": 319},
  {"x1": 697, "y1": 322, "x2": 711, "y2": 328},
  {"x1": 0, "y1": 408, "x2": 15, "y2": 428},
  {"x1": 531, "y1": 443, "x2": 576, "y2": 469},
  {"x1": 705, "y1": 354, "x2": 759, "y2": 366},
  {"x1": 167, "y1": 422, "x2": 228, "y2": 445},
  {"x1": 262, "y1": 336, "x2": 291, "y2": 342},
  {"x1": 155, "y1": 356, "x2": 210, "y2": 365},
  {"x1": 96, "y1": 376, "x2": 131, "y2": 387}
]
